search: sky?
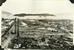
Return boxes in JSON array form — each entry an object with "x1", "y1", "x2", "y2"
[{"x1": 1, "y1": 0, "x2": 74, "y2": 14}]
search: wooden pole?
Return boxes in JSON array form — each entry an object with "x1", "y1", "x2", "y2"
[
  {"x1": 17, "y1": 18, "x2": 19, "y2": 37},
  {"x1": 15, "y1": 18, "x2": 16, "y2": 34}
]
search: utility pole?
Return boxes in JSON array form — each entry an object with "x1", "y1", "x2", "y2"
[
  {"x1": 15, "y1": 18, "x2": 16, "y2": 34},
  {"x1": 15, "y1": 18, "x2": 19, "y2": 37},
  {"x1": 17, "y1": 18, "x2": 19, "y2": 37},
  {"x1": 15, "y1": 18, "x2": 20, "y2": 46}
]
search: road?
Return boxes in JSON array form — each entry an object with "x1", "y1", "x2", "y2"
[
  {"x1": 2, "y1": 34, "x2": 15, "y2": 48},
  {"x1": 2, "y1": 20, "x2": 16, "y2": 48}
]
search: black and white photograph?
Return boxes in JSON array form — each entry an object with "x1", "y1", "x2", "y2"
[{"x1": 0, "y1": 0, "x2": 74, "y2": 50}]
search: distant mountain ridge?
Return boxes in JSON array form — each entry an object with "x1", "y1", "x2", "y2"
[
  {"x1": 2, "y1": 11, "x2": 12, "y2": 15},
  {"x1": 14, "y1": 13, "x2": 55, "y2": 17},
  {"x1": 2, "y1": 11, "x2": 15, "y2": 19}
]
